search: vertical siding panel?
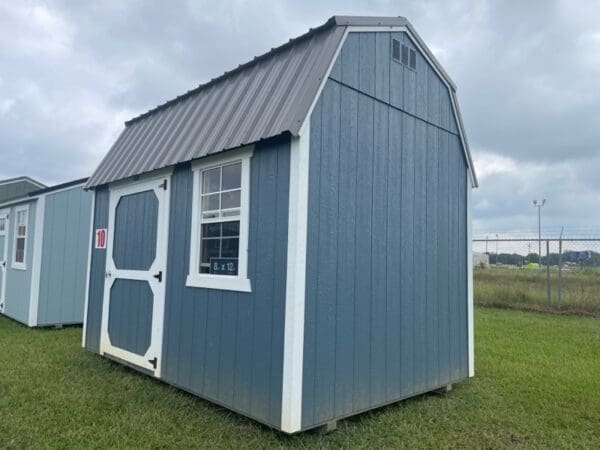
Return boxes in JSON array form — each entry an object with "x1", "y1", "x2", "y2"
[
  {"x1": 204, "y1": 290, "x2": 223, "y2": 399},
  {"x1": 268, "y1": 143, "x2": 289, "y2": 425},
  {"x1": 459, "y1": 160, "x2": 469, "y2": 379},
  {"x1": 400, "y1": 113, "x2": 415, "y2": 396},
  {"x1": 428, "y1": 67, "x2": 440, "y2": 128},
  {"x1": 389, "y1": 32, "x2": 404, "y2": 110},
  {"x1": 85, "y1": 187, "x2": 109, "y2": 352},
  {"x1": 250, "y1": 146, "x2": 277, "y2": 421},
  {"x1": 438, "y1": 131, "x2": 450, "y2": 384},
  {"x1": 218, "y1": 292, "x2": 238, "y2": 406},
  {"x1": 370, "y1": 101, "x2": 388, "y2": 406},
  {"x1": 375, "y1": 32, "x2": 390, "y2": 103},
  {"x1": 426, "y1": 125, "x2": 439, "y2": 388},
  {"x1": 353, "y1": 94, "x2": 374, "y2": 412},
  {"x1": 415, "y1": 53, "x2": 428, "y2": 120},
  {"x1": 302, "y1": 99, "x2": 322, "y2": 427},
  {"x1": 334, "y1": 86, "x2": 358, "y2": 417},
  {"x1": 341, "y1": 33, "x2": 359, "y2": 89},
  {"x1": 440, "y1": 89, "x2": 451, "y2": 132},
  {"x1": 450, "y1": 136, "x2": 462, "y2": 381},
  {"x1": 358, "y1": 33, "x2": 376, "y2": 97},
  {"x1": 413, "y1": 120, "x2": 427, "y2": 393},
  {"x1": 386, "y1": 108, "x2": 402, "y2": 399},
  {"x1": 313, "y1": 83, "x2": 340, "y2": 424}
]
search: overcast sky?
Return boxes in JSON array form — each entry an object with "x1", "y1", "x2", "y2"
[{"x1": 1, "y1": 0, "x2": 599, "y2": 237}]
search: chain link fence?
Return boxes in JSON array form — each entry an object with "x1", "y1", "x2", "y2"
[{"x1": 472, "y1": 236, "x2": 600, "y2": 315}]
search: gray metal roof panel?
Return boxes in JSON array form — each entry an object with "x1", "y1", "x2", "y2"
[
  {"x1": 87, "y1": 23, "x2": 344, "y2": 187},
  {"x1": 86, "y1": 16, "x2": 475, "y2": 188}
]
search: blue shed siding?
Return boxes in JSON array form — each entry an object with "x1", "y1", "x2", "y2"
[
  {"x1": 84, "y1": 187, "x2": 109, "y2": 352},
  {"x1": 161, "y1": 137, "x2": 290, "y2": 428},
  {"x1": 301, "y1": 31, "x2": 469, "y2": 429},
  {"x1": 37, "y1": 187, "x2": 92, "y2": 326},
  {"x1": 3, "y1": 200, "x2": 36, "y2": 324},
  {"x1": 85, "y1": 136, "x2": 291, "y2": 428}
]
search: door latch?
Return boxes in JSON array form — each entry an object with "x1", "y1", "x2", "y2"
[
  {"x1": 148, "y1": 357, "x2": 158, "y2": 369},
  {"x1": 159, "y1": 179, "x2": 167, "y2": 190},
  {"x1": 1, "y1": 261, "x2": 5, "y2": 268},
  {"x1": 153, "y1": 271, "x2": 163, "y2": 283},
  {"x1": 105, "y1": 271, "x2": 112, "y2": 279}
]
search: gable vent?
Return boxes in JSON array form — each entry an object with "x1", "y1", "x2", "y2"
[
  {"x1": 392, "y1": 38, "x2": 401, "y2": 61},
  {"x1": 392, "y1": 39, "x2": 417, "y2": 71}
]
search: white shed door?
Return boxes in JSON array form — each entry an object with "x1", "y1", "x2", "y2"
[{"x1": 99, "y1": 175, "x2": 170, "y2": 377}]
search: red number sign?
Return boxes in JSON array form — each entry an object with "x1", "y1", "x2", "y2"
[{"x1": 95, "y1": 228, "x2": 107, "y2": 249}]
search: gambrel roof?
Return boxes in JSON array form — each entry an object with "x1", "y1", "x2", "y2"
[{"x1": 87, "y1": 16, "x2": 477, "y2": 188}]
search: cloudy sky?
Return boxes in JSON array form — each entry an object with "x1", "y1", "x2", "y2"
[{"x1": 1, "y1": 0, "x2": 599, "y2": 237}]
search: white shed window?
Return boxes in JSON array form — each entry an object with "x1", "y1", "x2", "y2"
[
  {"x1": 187, "y1": 147, "x2": 252, "y2": 292},
  {"x1": 13, "y1": 206, "x2": 29, "y2": 269}
]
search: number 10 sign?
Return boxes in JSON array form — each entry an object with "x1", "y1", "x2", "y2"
[{"x1": 95, "y1": 228, "x2": 107, "y2": 249}]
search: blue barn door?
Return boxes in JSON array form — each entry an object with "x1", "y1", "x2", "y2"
[
  {"x1": 0, "y1": 209, "x2": 8, "y2": 313},
  {"x1": 99, "y1": 174, "x2": 171, "y2": 377}
]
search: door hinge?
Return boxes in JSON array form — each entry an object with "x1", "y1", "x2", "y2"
[
  {"x1": 153, "y1": 271, "x2": 163, "y2": 283},
  {"x1": 159, "y1": 179, "x2": 168, "y2": 190},
  {"x1": 148, "y1": 357, "x2": 158, "y2": 369}
]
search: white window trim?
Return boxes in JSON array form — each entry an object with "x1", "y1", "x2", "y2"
[
  {"x1": 186, "y1": 146, "x2": 253, "y2": 293},
  {"x1": 12, "y1": 204, "x2": 29, "y2": 270}
]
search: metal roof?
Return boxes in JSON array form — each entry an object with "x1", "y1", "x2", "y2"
[
  {"x1": 28, "y1": 177, "x2": 88, "y2": 196},
  {"x1": 0, "y1": 176, "x2": 46, "y2": 188},
  {"x1": 87, "y1": 15, "x2": 476, "y2": 188}
]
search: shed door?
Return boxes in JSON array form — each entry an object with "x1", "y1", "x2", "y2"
[
  {"x1": 0, "y1": 209, "x2": 8, "y2": 313},
  {"x1": 99, "y1": 175, "x2": 170, "y2": 377}
]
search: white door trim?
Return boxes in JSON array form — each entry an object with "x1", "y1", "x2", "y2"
[
  {"x1": 0, "y1": 208, "x2": 9, "y2": 313},
  {"x1": 99, "y1": 171, "x2": 171, "y2": 378}
]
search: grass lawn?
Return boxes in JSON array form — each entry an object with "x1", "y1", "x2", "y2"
[
  {"x1": 1, "y1": 308, "x2": 599, "y2": 448},
  {"x1": 475, "y1": 267, "x2": 600, "y2": 315}
]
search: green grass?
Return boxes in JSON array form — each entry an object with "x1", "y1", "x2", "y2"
[
  {"x1": 475, "y1": 267, "x2": 600, "y2": 315},
  {"x1": 1, "y1": 309, "x2": 599, "y2": 448}
]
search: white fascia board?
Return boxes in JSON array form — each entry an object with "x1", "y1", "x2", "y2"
[
  {"x1": 82, "y1": 192, "x2": 95, "y2": 347},
  {"x1": 28, "y1": 196, "x2": 45, "y2": 326},
  {"x1": 467, "y1": 170, "x2": 474, "y2": 377},
  {"x1": 281, "y1": 123, "x2": 310, "y2": 434}
]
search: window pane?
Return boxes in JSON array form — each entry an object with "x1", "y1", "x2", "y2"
[
  {"x1": 221, "y1": 221, "x2": 239, "y2": 237},
  {"x1": 202, "y1": 193, "x2": 220, "y2": 212},
  {"x1": 201, "y1": 238, "x2": 220, "y2": 265},
  {"x1": 221, "y1": 190, "x2": 240, "y2": 209},
  {"x1": 221, "y1": 238, "x2": 239, "y2": 259},
  {"x1": 15, "y1": 237, "x2": 25, "y2": 263},
  {"x1": 0, "y1": 218, "x2": 4, "y2": 232},
  {"x1": 202, "y1": 223, "x2": 221, "y2": 238},
  {"x1": 202, "y1": 167, "x2": 221, "y2": 194},
  {"x1": 222, "y1": 209, "x2": 240, "y2": 218},
  {"x1": 222, "y1": 162, "x2": 241, "y2": 190},
  {"x1": 17, "y1": 225, "x2": 26, "y2": 237}
]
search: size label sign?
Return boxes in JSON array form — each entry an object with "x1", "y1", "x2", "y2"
[{"x1": 95, "y1": 228, "x2": 107, "y2": 249}]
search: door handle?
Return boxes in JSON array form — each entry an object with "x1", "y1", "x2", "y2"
[{"x1": 153, "y1": 271, "x2": 163, "y2": 283}]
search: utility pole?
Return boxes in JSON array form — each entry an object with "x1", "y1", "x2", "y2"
[{"x1": 533, "y1": 199, "x2": 546, "y2": 267}]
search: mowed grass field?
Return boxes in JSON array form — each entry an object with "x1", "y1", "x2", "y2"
[
  {"x1": 475, "y1": 267, "x2": 600, "y2": 315},
  {"x1": 1, "y1": 308, "x2": 599, "y2": 449}
]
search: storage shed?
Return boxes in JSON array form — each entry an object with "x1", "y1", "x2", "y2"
[
  {"x1": 83, "y1": 15, "x2": 477, "y2": 433},
  {"x1": 0, "y1": 177, "x2": 93, "y2": 327}
]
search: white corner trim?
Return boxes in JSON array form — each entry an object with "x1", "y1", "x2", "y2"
[
  {"x1": 28, "y1": 197, "x2": 45, "y2": 327},
  {"x1": 82, "y1": 192, "x2": 95, "y2": 347},
  {"x1": 467, "y1": 170, "x2": 474, "y2": 377},
  {"x1": 281, "y1": 123, "x2": 310, "y2": 433}
]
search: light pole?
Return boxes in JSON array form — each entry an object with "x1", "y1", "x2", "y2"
[{"x1": 533, "y1": 199, "x2": 546, "y2": 267}]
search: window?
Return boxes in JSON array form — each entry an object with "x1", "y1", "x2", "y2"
[
  {"x1": 401, "y1": 44, "x2": 409, "y2": 65},
  {"x1": 13, "y1": 206, "x2": 29, "y2": 269},
  {"x1": 187, "y1": 147, "x2": 252, "y2": 292},
  {"x1": 409, "y1": 48, "x2": 417, "y2": 70},
  {"x1": 0, "y1": 217, "x2": 5, "y2": 234}
]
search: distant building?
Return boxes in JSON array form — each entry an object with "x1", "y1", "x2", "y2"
[{"x1": 473, "y1": 252, "x2": 489, "y2": 268}]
